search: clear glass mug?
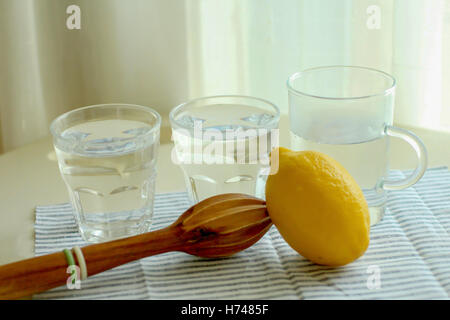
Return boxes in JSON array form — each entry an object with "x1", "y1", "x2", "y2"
[
  {"x1": 51, "y1": 104, "x2": 161, "y2": 242},
  {"x1": 170, "y1": 95, "x2": 280, "y2": 204},
  {"x1": 287, "y1": 66, "x2": 427, "y2": 225}
]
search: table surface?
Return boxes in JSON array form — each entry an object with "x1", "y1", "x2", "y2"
[{"x1": 1, "y1": 115, "x2": 450, "y2": 265}]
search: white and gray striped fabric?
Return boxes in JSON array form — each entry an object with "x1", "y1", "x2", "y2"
[{"x1": 34, "y1": 167, "x2": 450, "y2": 299}]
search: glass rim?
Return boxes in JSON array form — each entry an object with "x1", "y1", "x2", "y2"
[
  {"x1": 169, "y1": 94, "x2": 281, "y2": 131},
  {"x1": 287, "y1": 65, "x2": 397, "y2": 100},
  {"x1": 50, "y1": 103, "x2": 162, "y2": 144}
]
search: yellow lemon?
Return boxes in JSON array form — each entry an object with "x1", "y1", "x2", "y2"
[{"x1": 265, "y1": 147, "x2": 370, "y2": 266}]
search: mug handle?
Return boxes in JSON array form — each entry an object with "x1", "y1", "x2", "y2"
[{"x1": 382, "y1": 125, "x2": 428, "y2": 191}]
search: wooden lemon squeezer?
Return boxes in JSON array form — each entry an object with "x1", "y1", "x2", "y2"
[{"x1": 0, "y1": 193, "x2": 272, "y2": 299}]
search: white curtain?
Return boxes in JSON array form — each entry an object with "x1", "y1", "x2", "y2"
[{"x1": 0, "y1": 0, "x2": 449, "y2": 153}]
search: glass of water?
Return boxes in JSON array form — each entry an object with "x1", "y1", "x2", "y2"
[
  {"x1": 288, "y1": 66, "x2": 427, "y2": 226},
  {"x1": 51, "y1": 104, "x2": 161, "y2": 242},
  {"x1": 170, "y1": 95, "x2": 280, "y2": 204}
]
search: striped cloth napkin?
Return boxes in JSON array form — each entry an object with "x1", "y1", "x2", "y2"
[{"x1": 34, "y1": 167, "x2": 450, "y2": 299}]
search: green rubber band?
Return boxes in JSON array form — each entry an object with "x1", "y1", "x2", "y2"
[
  {"x1": 63, "y1": 249, "x2": 76, "y2": 284},
  {"x1": 63, "y1": 248, "x2": 76, "y2": 267}
]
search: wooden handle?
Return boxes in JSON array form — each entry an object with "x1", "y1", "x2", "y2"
[
  {"x1": 0, "y1": 194, "x2": 271, "y2": 299},
  {"x1": 0, "y1": 226, "x2": 183, "y2": 300}
]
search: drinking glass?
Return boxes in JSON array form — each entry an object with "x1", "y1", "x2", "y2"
[
  {"x1": 51, "y1": 104, "x2": 161, "y2": 242},
  {"x1": 287, "y1": 66, "x2": 427, "y2": 225},
  {"x1": 170, "y1": 95, "x2": 280, "y2": 204}
]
